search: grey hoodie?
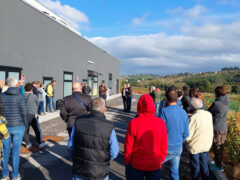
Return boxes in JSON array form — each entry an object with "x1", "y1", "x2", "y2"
[{"x1": 208, "y1": 95, "x2": 230, "y2": 131}]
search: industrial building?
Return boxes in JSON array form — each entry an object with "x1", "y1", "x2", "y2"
[{"x1": 0, "y1": 0, "x2": 120, "y2": 100}]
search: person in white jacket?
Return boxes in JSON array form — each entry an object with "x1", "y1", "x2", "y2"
[{"x1": 186, "y1": 98, "x2": 213, "y2": 180}]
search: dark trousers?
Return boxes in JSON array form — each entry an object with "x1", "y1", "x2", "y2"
[
  {"x1": 126, "y1": 164, "x2": 161, "y2": 180},
  {"x1": 126, "y1": 97, "x2": 132, "y2": 112},
  {"x1": 213, "y1": 131, "x2": 227, "y2": 167},
  {"x1": 122, "y1": 96, "x2": 127, "y2": 111},
  {"x1": 190, "y1": 152, "x2": 210, "y2": 180},
  {"x1": 100, "y1": 94, "x2": 106, "y2": 100},
  {"x1": 67, "y1": 128, "x2": 72, "y2": 137},
  {"x1": 23, "y1": 114, "x2": 43, "y2": 145}
]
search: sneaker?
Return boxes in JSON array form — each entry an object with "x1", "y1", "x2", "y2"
[
  {"x1": 12, "y1": 175, "x2": 23, "y2": 180},
  {"x1": 216, "y1": 166, "x2": 224, "y2": 172},
  {"x1": 209, "y1": 164, "x2": 224, "y2": 172},
  {"x1": 38, "y1": 142, "x2": 46, "y2": 148},
  {"x1": 43, "y1": 112, "x2": 47, "y2": 115},
  {"x1": 1, "y1": 176, "x2": 10, "y2": 180},
  {"x1": 26, "y1": 143, "x2": 32, "y2": 149}
]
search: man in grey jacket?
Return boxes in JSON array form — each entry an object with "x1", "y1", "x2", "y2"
[
  {"x1": 0, "y1": 77, "x2": 27, "y2": 180},
  {"x1": 23, "y1": 83, "x2": 46, "y2": 149}
]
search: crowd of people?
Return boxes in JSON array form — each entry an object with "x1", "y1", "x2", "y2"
[
  {"x1": 0, "y1": 77, "x2": 58, "y2": 180},
  {"x1": 0, "y1": 76, "x2": 230, "y2": 180},
  {"x1": 133, "y1": 85, "x2": 229, "y2": 180}
]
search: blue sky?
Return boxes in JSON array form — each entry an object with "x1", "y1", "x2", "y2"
[{"x1": 38, "y1": 0, "x2": 240, "y2": 75}]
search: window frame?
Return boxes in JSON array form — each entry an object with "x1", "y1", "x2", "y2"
[
  {"x1": 63, "y1": 71, "x2": 73, "y2": 97},
  {"x1": 0, "y1": 65, "x2": 22, "y2": 80}
]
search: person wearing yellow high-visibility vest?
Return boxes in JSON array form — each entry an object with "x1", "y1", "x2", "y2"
[{"x1": 0, "y1": 116, "x2": 9, "y2": 160}]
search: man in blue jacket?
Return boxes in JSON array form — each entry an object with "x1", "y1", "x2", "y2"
[
  {"x1": 69, "y1": 97, "x2": 119, "y2": 180},
  {"x1": 0, "y1": 77, "x2": 28, "y2": 180},
  {"x1": 160, "y1": 88, "x2": 189, "y2": 180}
]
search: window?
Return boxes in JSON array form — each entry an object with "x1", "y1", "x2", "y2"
[
  {"x1": 108, "y1": 73, "x2": 112, "y2": 89},
  {"x1": 0, "y1": 71, "x2": 5, "y2": 81},
  {"x1": 8, "y1": 72, "x2": 20, "y2": 79},
  {"x1": 0, "y1": 66, "x2": 22, "y2": 81},
  {"x1": 63, "y1": 72, "x2": 73, "y2": 97}
]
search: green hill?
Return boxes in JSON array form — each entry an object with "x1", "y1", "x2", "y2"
[{"x1": 121, "y1": 67, "x2": 240, "y2": 93}]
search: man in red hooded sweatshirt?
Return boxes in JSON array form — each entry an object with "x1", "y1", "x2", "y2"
[{"x1": 124, "y1": 94, "x2": 168, "y2": 180}]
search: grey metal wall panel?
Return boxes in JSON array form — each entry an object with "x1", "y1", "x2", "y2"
[{"x1": 0, "y1": 0, "x2": 120, "y2": 99}]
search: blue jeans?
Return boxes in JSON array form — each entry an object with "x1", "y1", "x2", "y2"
[
  {"x1": 190, "y1": 152, "x2": 210, "y2": 180},
  {"x1": 155, "y1": 102, "x2": 160, "y2": 117},
  {"x1": 72, "y1": 174, "x2": 109, "y2": 180},
  {"x1": 125, "y1": 164, "x2": 161, "y2": 180},
  {"x1": 38, "y1": 101, "x2": 44, "y2": 114},
  {"x1": 2, "y1": 125, "x2": 25, "y2": 178},
  {"x1": 47, "y1": 96, "x2": 56, "y2": 112},
  {"x1": 163, "y1": 148, "x2": 182, "y2": 180}
]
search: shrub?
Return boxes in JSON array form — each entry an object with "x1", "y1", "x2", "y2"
[{"x1": 225, "y1": 116, "x2": 240, "y2": 166}]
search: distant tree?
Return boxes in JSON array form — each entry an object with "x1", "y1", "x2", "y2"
[{"x1": 231, "y1": 85, "x2": 240, "y2": 94}]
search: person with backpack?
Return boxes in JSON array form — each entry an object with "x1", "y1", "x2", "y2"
[
  {"x1": 23, "y1": 83, "x2": 46, "y2": 149},
  {"x1": 60, "y1": 82, "x2": 92, "y2": 136}
]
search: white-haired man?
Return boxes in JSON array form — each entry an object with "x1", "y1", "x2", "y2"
[
  {"x1": 0, "y1": 77, "x2": 28, "y2": 180},
  {"x1": 186, "y1": 98, "x2": 213, "y2": 180},
  {"x1": 69, "y1": 97, "x2": 119, "y2": 180}
]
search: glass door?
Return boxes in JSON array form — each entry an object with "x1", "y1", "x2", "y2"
[
  {"x1": 63, "y1": 72, "x2": 73, "y2": 97},
  {"x1": 43, "y1": 77, "x2": 53, "y2": 90},
  {"x1": 93, "y1": 76, "x2": 98, "y2": 97}
]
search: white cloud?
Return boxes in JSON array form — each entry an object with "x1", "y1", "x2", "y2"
[
  {"x1": 167, "y1": 5, "x2": 208, "y2": 18},
  {"x1": 132, "y1": 13, "x2": 149, "y2": 26},
  {"x1": 184, "y1": 5, "x2": 208, "y2": 18},
  {"x1": 37, "y1": 0, "x2": 89, "y2": 29},
  {"x1": 88, "y1": 22, "x2": 240, "y2": 75}
]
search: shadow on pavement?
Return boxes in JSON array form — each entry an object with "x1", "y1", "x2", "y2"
[{"x1": 20, "y1": 139, "x2": 72, "y2": 180}]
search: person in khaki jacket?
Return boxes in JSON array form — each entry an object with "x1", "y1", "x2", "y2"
[{"x1": 186, "y1": 98, "x2": 213, "y2": 180}]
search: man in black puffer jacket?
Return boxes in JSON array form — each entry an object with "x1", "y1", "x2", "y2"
[{"x1": 0, "y1": 77, "x2": 28, "y2": 180}]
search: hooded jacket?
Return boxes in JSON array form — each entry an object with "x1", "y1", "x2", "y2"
[
  {"x1": 0, "y1": 87, "x2": 28, "y2": 127},
  {"x1": 208, "y1": 95, "x2": 230, "y2": 131},
  {"x1": 124, "y1": 94, "x2": 168, "y2": 171}
]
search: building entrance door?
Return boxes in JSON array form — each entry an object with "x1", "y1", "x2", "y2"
[
  {"x1": 43, "y1": 77, "x2": 53, "y2": 90},
  {"x1": 88, "y1": 75, "x2": 98, "y2": 97}
]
